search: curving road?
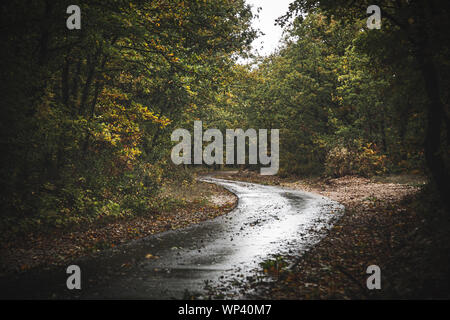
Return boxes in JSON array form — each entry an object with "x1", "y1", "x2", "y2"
[{"x1": 0, "y1": 177, "x2": 343, "y2": 299}]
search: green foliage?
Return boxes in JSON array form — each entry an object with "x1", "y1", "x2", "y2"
[
  {"x1": 227, "y1": 8, "x2": 440, "y2": 179},
  {"x1": 277, "y1": 0, "x2": 450, "y2": 206},
  {"x1": 0, "y1": 0, "x2": 256, "y2": 236}
]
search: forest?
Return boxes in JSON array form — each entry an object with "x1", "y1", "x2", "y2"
[{"x1": 0, "y1": 0, "x2": 449, "y2": 300}]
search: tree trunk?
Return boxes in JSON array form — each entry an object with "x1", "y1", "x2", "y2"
[{"x1": 417, "y1": 48, "x2": 450, "y2": 208}]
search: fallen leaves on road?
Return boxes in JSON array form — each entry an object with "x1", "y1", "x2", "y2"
[{"x1": 214, "y1": 171, "x2": 449, "y2": 299}]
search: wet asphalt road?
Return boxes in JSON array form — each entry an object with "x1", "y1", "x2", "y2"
[{"x1": 0, "y1": 177, "x2": 343, "y2": 299}]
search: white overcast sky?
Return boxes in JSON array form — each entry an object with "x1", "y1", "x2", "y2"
[{"x1": 246, "y1": 0, "x2": 294, "y2": 56}]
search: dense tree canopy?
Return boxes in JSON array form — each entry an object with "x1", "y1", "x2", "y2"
[
  {"x1": 223, "y1": 0, "x2": 448, "y2": 204},
  {"x1": 0, "y1": 0, "x2": 256, "y2": 232},
  {"x1": 1, "y1": 0, "x2": 448, "y2": 236},
  {"x1": 273, "y1": 0, "x2": 450, "y2": 203}
]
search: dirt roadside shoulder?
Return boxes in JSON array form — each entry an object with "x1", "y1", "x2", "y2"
[
  {"x1": 0, "y1": 179, "x2": 237, "y2": 275},
  {"x1": 212, "y1": 170, "x2": 449, "y2": 299}
]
